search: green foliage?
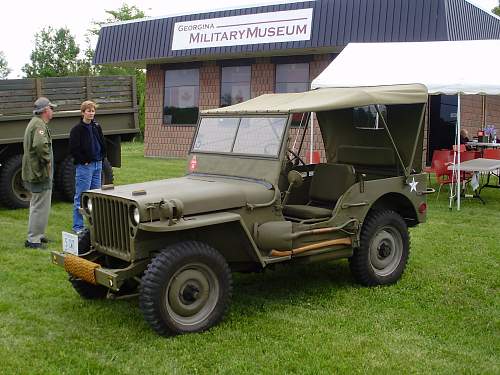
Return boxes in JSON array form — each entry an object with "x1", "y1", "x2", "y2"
[
  {"x1": 0, "y1": 142, "x2": 499, "y2": 374},
  {"x1": 89, "y1": 4, "x2": 148, "y2": 139},
  {"x1": 89, "y1": 4, "x2": 146, "y2": 37},
  {"x1": 493, "y1": 5, "x2": 500, "y2": 16},
  {"x1": 22, "y1": 4, "x2": 147, "y2": 136},
  {"x1": 0, "y1": 51, "x2": 11, "y2": 79},
  {"x1": 22, "y1": 27, "x2": 90, "y2": 78}
]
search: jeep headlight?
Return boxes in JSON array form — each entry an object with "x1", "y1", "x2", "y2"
[
  {"x1": 130, "y1": 206, "x2": 140, "y2": 225},
  {"x1": 83, "y1": 196, "x2": 92, "y2": 214}
]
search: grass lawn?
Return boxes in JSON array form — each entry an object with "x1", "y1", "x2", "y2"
[{"x1": 0, "y1": 142, "x2": 498, "y2": 374}]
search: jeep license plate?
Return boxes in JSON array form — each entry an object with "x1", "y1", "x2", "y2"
[{"x1": 62, "y1": 231, "x2": 78, "y2": 255}]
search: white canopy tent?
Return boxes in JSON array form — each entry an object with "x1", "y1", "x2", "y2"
[{"x1": 311, "y1": 40, "x2": 500, "y2": 210}]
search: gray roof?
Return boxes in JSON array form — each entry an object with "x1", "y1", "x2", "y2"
[{"x1": 93, "y1": 0, "x2": 500, "y2": 66}]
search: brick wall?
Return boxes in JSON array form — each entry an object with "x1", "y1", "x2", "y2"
[
  {"x1": 460, "y1": 95, "x2": 500, "y2": 138},
  {"x1": 251, "y1": 58, "x2": 275, "y2": 97},
  {"x1": 144, "y1": 64, "x2": 220, "y2": 158}
]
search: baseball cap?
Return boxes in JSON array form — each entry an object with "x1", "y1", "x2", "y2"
[{"x1": 33, "y1": 97, "x2": 57, "y2": 115}]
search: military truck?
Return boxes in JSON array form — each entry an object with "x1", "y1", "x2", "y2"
[
  {"x1": 52, "y1": 84, "x2": 433, "y2": 337},
  {"x1": 0, "y1": 76, "x2": 139, "y2": 208}
]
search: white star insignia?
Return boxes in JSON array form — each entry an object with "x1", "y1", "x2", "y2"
[{"x1": 409, "y1": 177, "x2": 418, "y2": 192}]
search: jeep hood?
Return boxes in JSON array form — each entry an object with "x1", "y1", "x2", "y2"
[{"x1": 89, "y1": 174, "x2": 275, "y2": 215}]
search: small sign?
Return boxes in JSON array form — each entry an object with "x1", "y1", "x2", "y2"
[
  {"x1": 189, "y1": 155, "x2": 197, "y2": 172},
  {"x1": 172, "y1": 8, "x2": 313, "y2": 50},
  {"x1": 62, "y1": 231, "x2": 79, "y2": 255}
]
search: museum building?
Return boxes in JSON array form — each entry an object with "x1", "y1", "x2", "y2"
[{"x1": 93, "y1": 0, "x2": 500, "y2": 162}]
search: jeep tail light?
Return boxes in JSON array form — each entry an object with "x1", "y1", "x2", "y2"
[{"x1": 418, "y1": 202, "x2": 427, "y2": 214}]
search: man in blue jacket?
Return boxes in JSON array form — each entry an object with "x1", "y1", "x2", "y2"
[{"x1": 69, "y1": 100, "x2": 106, "y2": 234}]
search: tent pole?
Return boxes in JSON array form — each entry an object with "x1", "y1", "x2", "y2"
[
  {"x1": 309, "y1": 112, "x2": 314, "y2": 164},
  {"x1": 482, "y1": 95, "x2": 486, "y2": 129},
  {"x1": 457, "y1": 94, "x2": 461, "y2": 211}
]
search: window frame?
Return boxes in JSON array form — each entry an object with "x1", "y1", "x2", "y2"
[
  {"x1": 163, "y1": 67, "x2": 200, "y2": 126},
  {"x1": 219, "y1": 65, "x2": 252, "y2": 107},
  {"x1": 353, "y1": 105, "x2": 387, "y2": 130},
  {"x1": 274, "y1": 62, "x2": 310, "y2": 94},
  {"x1": 190, "y1": 114, "x2": 290, "y2": 160}
]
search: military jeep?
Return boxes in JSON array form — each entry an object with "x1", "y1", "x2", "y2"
[{"x1": 52, "y1": 84, "x2": 431, "y2": 336}]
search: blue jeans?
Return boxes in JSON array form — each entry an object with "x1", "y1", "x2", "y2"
[{"x1": 73, "y1": 161, "x2": 102, "y2": 233}]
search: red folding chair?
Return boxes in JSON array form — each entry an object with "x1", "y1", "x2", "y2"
[
  {"x1": 424, "y1": 149, "x2": 453, "y2": 183},
  {"x1": 434, "y1": 156, "x2": 455, "y2": 200},
  {"x1": 483, "y1": 148, "x2": 500, "y2": 184}
]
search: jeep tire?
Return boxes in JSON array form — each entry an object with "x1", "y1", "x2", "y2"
[
  {"x1": 349, "y1": 210, "x2": 409, "y2": 286},
  {"x1": 140, "y1": 241, "x2": 233, "y2": 336},
  {"x1": 0, "y1": 154, "x2": 31, "y2": 209}
]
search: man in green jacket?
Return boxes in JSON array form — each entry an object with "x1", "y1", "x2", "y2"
[{"x1": 22, "y1": 97, "x2": 56, "y2": 249}]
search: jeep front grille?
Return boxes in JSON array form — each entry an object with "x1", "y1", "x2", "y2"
[{"x1": 92, "y1": 196, "x2": 131, "y2": 255}]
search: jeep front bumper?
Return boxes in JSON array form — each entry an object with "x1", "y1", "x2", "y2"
[{"x1": 51, "y1": 251, "x2": 124, "y2": 291}]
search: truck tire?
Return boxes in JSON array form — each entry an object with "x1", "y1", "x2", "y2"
[
  {"x1": 0, "y1": 154, "x2": 31, "y2": 209},
  {"x1": 68, "y1": 229, "x2": 108, "y2": 299},
  {"x1": 57, "y1": 157, "x2": 114, "y2": 202},
  {"x1": 101, "y1": 158, "x2": 114, "y2": 185},
  {"x1": 349, "y1": 210, "x2": 410, "y2": 286},
  {"x1": 57, "y1": 156, "x2": 75, "y2": 202},
  {"x1": 140, "y1": 241, "x2": 233, "y2": 336}
]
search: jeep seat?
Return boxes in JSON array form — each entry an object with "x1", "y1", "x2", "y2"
[{"x1": 283, "y1": 163, "x2": 356, "y2": 219}]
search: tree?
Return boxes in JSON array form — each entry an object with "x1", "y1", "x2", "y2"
[
  {"x1": 0, "y1": 51, "x2": 11, "y2": 79},
  {"x1": 22, "y1": 27, "x2": 89, "y2": 77},
  {"x1": 493, "y1": 2, "x2": 500, "y2": 16},
  {"x1": 89, "y1": 4, "x2": 148, "y2": 138},
  {"x1": 89, "y1": 4, "x2": 146, "y2": 36}
]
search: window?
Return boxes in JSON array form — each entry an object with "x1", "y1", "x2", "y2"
[
  {"x1": 276, "y1": 63, "x2": 310, "y2": 126},
  {"x1": 220, "y1": 66, "x2": 251, "y2": 107},
  {"x1": 164, "y1": 69, "x2": 199, "y2": 125},
  {"x1": 193, "y1": 117, "x2": 240, "y2": 153},
  {"x1": 353, "y1": 105, "x2": 387, "y2": 129},
  {"x1": 275, "y1": 63, "x2": 309, "y2": 93},
  {"x1": 192, "y1": 116, "x2": 287, "y2": 157},
  {"x1": 233, "y1": 117, "x2": 287, "y2": 156}
]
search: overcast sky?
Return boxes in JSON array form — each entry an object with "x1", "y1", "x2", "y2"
[{"x1": 1, "y1": 0, "x2": 498, "y2": 78}]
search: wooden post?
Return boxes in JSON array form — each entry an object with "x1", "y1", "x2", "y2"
[
  {"x1": 35, "y1": 78, "x2": 42, "y2": 98},
  {"x1": 86, "y1": 76, "x2": 92, "y2": 100},
  {"x1": 131, "y1": 75, "x2": 137, "y2": 109}
]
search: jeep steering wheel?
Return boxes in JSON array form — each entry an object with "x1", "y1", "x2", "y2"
[{"x1": 287, "y1": 148, "x2": 306, "y2": 166}]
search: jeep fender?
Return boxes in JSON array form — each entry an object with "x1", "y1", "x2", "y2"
[{"x1": 138, "y1": 211, "x2": 266, "y2": 268}]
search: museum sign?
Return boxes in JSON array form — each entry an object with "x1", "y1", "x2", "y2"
[{"x1": 172, "y1": 8, "x2": 313, "y2": 50}]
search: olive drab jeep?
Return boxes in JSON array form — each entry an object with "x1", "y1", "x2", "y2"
[{"x1": 51, "y1": 84, "x2": 432, "y2": 336}]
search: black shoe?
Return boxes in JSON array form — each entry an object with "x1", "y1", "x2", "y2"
[
  {"x1": 40, "y1": 237, "x2": 51, "y2": 244},
  {"x1": 24, "y1": 240, "x2": 46, "y2": 249}
]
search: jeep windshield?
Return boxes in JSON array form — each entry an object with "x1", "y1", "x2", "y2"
[{"x1": 192, "y1": 116, "x2": 287, "y2": 157}]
